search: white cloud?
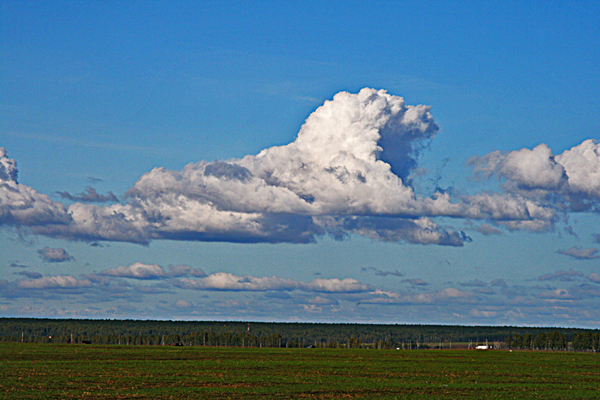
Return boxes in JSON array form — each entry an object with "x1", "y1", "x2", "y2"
[
  {"x1": 469, "y1": 309, "x2": 498, "y2": 318},
  {"x1": 100, "y1": 263, "x2": 166, "y2": 279},
  {"x1": 99, "y1": 263, "x2": 206, "y2": 279},
  {"x1": 176, "y1": 272, "x2": 373, "y2": 293},
  {"x1": 470, "y1": 139, "x2": 600, "y2": 213},
  {"x1": 461, "y1": 193, "x2": 557, "y2": 231},
  {"x1": 175, "y1": 300, "x2": 193, "y2": 308},
  {"x1": 556, "y1": 139, "x2": 600, "y2": 198},
  {"x1": 308, "y1": 296, "x2": 338, "y2": 305},
  {"x1": 474, "y1": 223, "x2": 503, "y2": 236},
  {"x1": 588, "y1": 273, "x2": 600, "y2": 283},
  {"x1": 306, "y1": 278, "x2": 372, "y2": 293},
  {"x1": 17, "y1": 275, "x2": 92, "y2": 289},
  {"x1": 364, "y1": 287, "x2": 472, "y2": 305},
  {"x1": 469, "y1": 144, "x2": 564, "y2": 189}
]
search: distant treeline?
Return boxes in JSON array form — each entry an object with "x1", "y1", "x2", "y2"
[
  {"x1": 0, "y1": 318, "x2": 598, "y2": 351},
  {"x1": 506, "y1": 331, "x2": 599, "y2": 351}
]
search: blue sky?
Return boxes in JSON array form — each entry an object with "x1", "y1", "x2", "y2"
[{"x1": 1, "y1": 0, "x2": 600, "y2": 327}]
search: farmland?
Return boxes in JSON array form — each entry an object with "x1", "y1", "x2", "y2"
[{"x1": 0, "y1": 342, "x2": 598, "y2": 399}]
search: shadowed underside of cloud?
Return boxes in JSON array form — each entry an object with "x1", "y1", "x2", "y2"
[
  {"x1": 18, "y1": 271, "x2": 43, "y2": 279},
  {"x1": 402, "y1": 278, "x2": 429, "y2": 286},
  {"x1": 0, "y1": 88, "x2": 572, "y2": 245},
  {"x1": 56, "y1": 187, "x2": 118, "y2": 203}
]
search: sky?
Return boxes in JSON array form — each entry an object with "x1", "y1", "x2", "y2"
[{"x1": 1, "y1": 0, "x2": 600, "y2": 328}]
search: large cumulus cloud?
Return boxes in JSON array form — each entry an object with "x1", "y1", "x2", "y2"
[
  {"x1": 119, "y1": 88, "x2": 463, "y2": 244},
  {"x1": 1, "y1": 88, "x2": 560, "y2": 245}
]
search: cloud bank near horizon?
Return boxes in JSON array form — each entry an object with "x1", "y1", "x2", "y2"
[
  {"x1": 3, "y1": 264, "x2": 598, "y2": 325},
  {"x1": 1, "y1": 88, "x2": 597, "y2": 246}
]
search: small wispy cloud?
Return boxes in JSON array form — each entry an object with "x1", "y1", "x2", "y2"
[
  {"x1": 86, "y1": 177, "x2": 104, "y2": 183},
  {"x1": 401, "y1": 278, "x2": 429, "y2": 286},
  {"x1": 38, "y1": 247, "x2": 74, "y2": 263},
  {"x1": 556, "y1": 246, "x2": 599, "y2": 260},
  {"x1": 459, "y1": 279, "x2": 488, "y2": 287},
  {"x1": 474, "y1": 224, "x2": 503, "y2": 236},
  {"x1": 175, "y1": 300, "x2": 193, "y2": 308},
  {"x1": 56, "y1": 187, "x2": 118, "y2": 203},
  {"x1": 361, "y1": 267, "x2": 404, "y2": 277},
  {"x1": 17, "y1": 271, "x2": 43, "y2": 279},
  {"x1": 536, "y1": 269, "x2": 586, "y2": 281}
]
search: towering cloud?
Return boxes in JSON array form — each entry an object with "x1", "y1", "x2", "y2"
[
  {"x1": 0, "y1": 148, "x2": 18, "y2": 182},
  {"x1": 114, "y1": 88, "x2": 468, "y2": 244}
]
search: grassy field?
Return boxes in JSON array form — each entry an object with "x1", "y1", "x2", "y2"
[{"x1": 0, "y1": 342, "x2": 598, "y2": 399}]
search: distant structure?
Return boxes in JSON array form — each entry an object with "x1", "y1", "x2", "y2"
[{"x1": 475, "y1": 339, "x2": 490, "y2": 350}]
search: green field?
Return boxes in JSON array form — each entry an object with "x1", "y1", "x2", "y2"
[{"x1": 0, "y1": 343, "x2": 598, "y2": 399}]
